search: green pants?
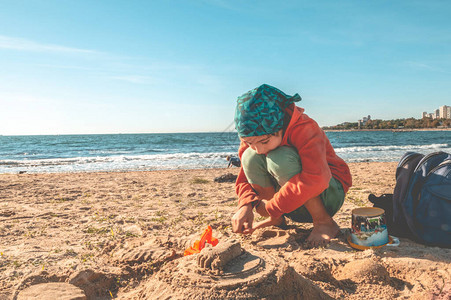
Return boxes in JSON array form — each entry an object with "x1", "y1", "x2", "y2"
[{"x1": 242, "y1": 146, "x2": 345, "y2": 223}]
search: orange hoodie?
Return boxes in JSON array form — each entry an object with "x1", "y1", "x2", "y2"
[{"x1": 235, "y1": 104, "x2": 352, "y2": 219}]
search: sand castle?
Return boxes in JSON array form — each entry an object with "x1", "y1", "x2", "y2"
[{"x1": 114, "y1": 239, "x2": 331, "y2": 300}]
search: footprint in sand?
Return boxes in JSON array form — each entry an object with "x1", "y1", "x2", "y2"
[
  {"x1": 112, "y1": 239, "x2": 177, "y2": 266},
  {"x1": 111, "y1": 233, "x2": 208, "y2": 270},
  {"x1": 252, "y1": 229, "x2": 294, "y2": 250}
]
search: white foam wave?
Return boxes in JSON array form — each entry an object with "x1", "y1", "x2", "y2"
[{"x1": 0, "y1": 151, "x2": 234, "y2": 173}]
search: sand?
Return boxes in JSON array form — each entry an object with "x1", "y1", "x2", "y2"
[{"x1": 0, "y1": 162, "x2": 450, "y2": 299}]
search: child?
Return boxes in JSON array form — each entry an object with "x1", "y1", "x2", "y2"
[
  {"x1": 226, "y1": 155, "x2": 241, "y2": 168},
  {"x1": 231, "y1": 84, "x2": 352, "y2": 247}
]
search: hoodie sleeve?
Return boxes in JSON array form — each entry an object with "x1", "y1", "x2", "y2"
[{"x1": 265, "y1": 121, "x2": 332, "y2": 218}]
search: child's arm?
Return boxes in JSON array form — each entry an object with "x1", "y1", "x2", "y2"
[
  {"x1": 232, "y1": 142, "x2": 263, "y2": 233},
  {"x1": 235, "y1": 142, "x2": 261, "y2": 208}
]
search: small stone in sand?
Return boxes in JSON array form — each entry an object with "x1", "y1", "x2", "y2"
[{"x1": 214, "y1": 173, "x2": 237, "y2": 183}]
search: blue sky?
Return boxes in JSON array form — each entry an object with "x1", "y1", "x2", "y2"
[{"x1": 1, "y1": 0, "x2": 450, "y2": 135}]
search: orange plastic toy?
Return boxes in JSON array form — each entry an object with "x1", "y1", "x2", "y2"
[{"x1": 184, "y1": 225, "x2": 219, "y2": 256}]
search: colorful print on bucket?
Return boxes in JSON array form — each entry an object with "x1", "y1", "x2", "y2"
[{"x1": 351, "y1": 207, "x2": 389, "y2": 247}]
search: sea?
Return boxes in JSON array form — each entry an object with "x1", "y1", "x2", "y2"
[{"x1": 0, "y1": 131, "x2": 450, "y2": 174}]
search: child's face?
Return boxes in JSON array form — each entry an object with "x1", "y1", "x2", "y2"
[{"x1": 240, "y1": 130, "x2": 283, "y2": 155}]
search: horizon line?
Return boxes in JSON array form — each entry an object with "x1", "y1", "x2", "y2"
[{"x1": 0, "y1": 130, "x2": 239, "y2": 137}]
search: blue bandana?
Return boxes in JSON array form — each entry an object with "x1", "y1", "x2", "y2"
[{"x1": 234, "y1": 84, "x2": 301, "y2": 137}]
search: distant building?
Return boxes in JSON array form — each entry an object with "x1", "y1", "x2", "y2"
[
  {"x1": 439, "y1": 106, "x2": 448, "y2": 119},
  {"x1": 358, "y1": 115, "x2": 371, "y2": 128},
  {"x1": 423, "y1": 105, "x2": 450, "y2": 119}
]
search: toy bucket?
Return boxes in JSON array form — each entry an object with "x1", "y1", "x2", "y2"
[{"x1": 350, "y1": 207, "x2": 389, "y2": 248}]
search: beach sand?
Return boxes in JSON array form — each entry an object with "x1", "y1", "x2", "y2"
[{"x1": 1, "y1": 162, "x2": 450, "y2": 299}]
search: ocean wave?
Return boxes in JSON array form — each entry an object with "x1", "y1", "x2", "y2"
[{"x1": 0, "y1": 151, "x2": 234, "y2": 173}]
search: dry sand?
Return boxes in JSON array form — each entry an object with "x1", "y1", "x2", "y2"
[{"x1": 0, "y1": 162, "x2": 450, "y2": 299}]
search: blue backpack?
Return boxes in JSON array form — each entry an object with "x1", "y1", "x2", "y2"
[{"x1": 392, "y1": 151, "x2": 451, "y2": 247}]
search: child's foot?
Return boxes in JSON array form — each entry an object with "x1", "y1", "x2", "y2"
[{"x1": 305, "y1": 220, "x2": 340, "y2": 248}]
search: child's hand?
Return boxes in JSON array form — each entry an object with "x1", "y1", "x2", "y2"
[{"x1": 231, "y1": 203, "x2": 254, "y2": 234}]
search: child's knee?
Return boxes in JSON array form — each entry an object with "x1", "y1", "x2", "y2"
[
  {"x1": 241, "y1": 148, "x2": 274, "y2": 187},
  {"x1": 241, "y1": 147, "x2": 267, "y2": 173},
  {"x1": 266, "y1": 146, "x2": 302, "y2": 185}
]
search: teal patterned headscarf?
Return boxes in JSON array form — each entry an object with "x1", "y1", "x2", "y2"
[{"x1": 234, "y1": 84, "x2": 302, "y2": 137}]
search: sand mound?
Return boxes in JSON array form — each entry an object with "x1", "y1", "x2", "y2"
[
  {"x1": 334, "y1": 258, "x2": 391, "y2": 284},
  {"x1": 16, "y1": 282, "x2": 86, "y2": 300},
  {"x1": 13, "y1": 269, "x2": 118, "y2": 300},
  {"x1": 68, "y1": 269, "x2": 117, "y2": 299}
]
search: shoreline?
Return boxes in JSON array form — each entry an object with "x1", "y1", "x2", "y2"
[
  {"x1": 0, "y1": 161, "x2": 398, "y2": 176},
  {"x1": 323, "y1": 128, "x2": 451, "y2": 132}
]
